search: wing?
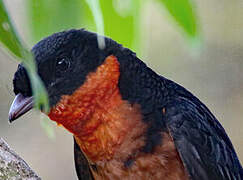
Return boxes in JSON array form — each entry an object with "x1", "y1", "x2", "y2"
[
  {"x1": 74, "y1": 137, "x2": 94, "y2": 180},
  {"x1": 164, "y1": 96, "x2": 243, "y2": 180}
]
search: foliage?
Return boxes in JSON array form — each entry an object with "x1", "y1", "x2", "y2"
[
  {"x1": 0, "y1": 0, "x2": 49, "y2": 113},
  {"x1": 27, "y1": 0, "x2": 199, "y2": 50},
  {"x1": 157, "y1": 0, "x2": 199, "y2": 40}
]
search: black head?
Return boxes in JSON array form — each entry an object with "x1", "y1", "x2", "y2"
[
  {"x1": 15, "y1": 29, "x2": 122, "y2": 105},
  {"x1": 10, "y1": 29, "x2": 122, "y2": 121}
]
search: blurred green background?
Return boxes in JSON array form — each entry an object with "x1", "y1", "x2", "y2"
[{"x1": 0, "y1": 0, "x2": 242, "y2": 179}]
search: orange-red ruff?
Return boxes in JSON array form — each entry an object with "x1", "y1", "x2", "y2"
[{"x1": 48, "y1": 55, "x2": 188, "y2": 179}]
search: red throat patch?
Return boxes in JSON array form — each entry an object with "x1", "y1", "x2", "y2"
[
  {"x1": 48, "y1": 55, "x2": 145, "y2": 162},
  {"x1": 48, "y1": 55, "x2": 189, "y2": 179}
]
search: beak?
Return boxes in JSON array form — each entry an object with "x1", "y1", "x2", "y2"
[{"x1": 9, "y1": 93, "x2": 34, "y2": 123}]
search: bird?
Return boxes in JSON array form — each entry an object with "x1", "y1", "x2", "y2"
[{"x1": 8, "y1": 29, "x2": 243, "y2": 180}]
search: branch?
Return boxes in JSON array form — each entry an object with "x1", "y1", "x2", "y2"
[{"x1": 0, "y1": 138, "x2": 41, "y2": 180}]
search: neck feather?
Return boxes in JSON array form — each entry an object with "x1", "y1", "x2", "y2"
[{"x1": 48, "y1": 55, "x2": 145, "y2": 162}]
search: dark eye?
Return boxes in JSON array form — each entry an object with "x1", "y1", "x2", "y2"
[{"x1": 56, "y1": 57, "x2": 71, "y2": 72}]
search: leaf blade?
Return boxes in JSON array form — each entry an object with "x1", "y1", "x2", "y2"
[
  {"x1": 0, "y1": 0, "x2": 49, "y2": 113},
  {"x1": 157, "y1": 0, "x2": 199, "y2": 39},
  {"x1": 0, "y1": 0, "x2": 25, "y2": 58},
  {"x1": 27, "y1": 0, "x2": 83, "y2": 43},
  {"x1": 101, "y1": 0, "x2": 135, "y2": 50}
]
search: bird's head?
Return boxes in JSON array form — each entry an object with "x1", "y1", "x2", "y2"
[
  {"x1": 8, "y1": 29, "x2": 126, "y2": 134},
  {"x1": 8, "y1": 29, "x2": 165, "y2": 162}
]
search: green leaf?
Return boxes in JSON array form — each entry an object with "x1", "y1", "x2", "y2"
[
  {"x1": 27, "y1": 0, "x2": 142, "y2": 51},
  {"x1": 40, "y1": 115, "x2": 55, "y2": 140},
  {"x1": 100, "y1": 0, "x2": 137, "y2": 50},
  {"x1": 157, "y1": 0, "x2": 199, "y2": 40},
  {"x1": 28, "y1": 70, "x2": 49, "y2": 113},
  {"x1": 27, "y1": 0, "x2": 83, "y2": 43},
  {"x1": 0, "y1": 0, "x2": 24, "y2": 58},
  {"x1": 84, "y1": 0, "x2": 105, "y2": 49},
  {"x1": 83, "y1": 0, "x2": 140, "y2": 51},
  {"x1": 0, "y1": 0, "x2": 49, "y2": 113}
]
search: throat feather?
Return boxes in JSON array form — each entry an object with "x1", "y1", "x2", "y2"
[{"x1": 48, "y1": 55, "x2": 145, "y2": 162}]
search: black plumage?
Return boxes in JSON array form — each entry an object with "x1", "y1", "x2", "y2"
[{"x1": 11, "y1": 29, "x2": 242, "y2": 179}]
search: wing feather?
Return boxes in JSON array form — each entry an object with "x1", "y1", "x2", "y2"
[
  {"x1": 165, "y1": 97, "x2": 243, "y2": 180},
  {"x1": 74, "y1": 137, "x2": 94, "y2": 180}
]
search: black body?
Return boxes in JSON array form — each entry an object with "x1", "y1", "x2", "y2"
[{"x1": 12, "y1": 29, "x2": 243, "y2": 180}]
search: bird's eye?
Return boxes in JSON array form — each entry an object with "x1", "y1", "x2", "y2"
[{"x1": 56, "y1": 57, "x2": 71, "y2": 72}]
